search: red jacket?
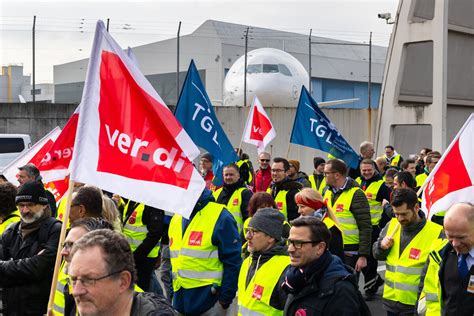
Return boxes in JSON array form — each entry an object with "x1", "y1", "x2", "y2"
[{"x1": 253, "y1": 167, "x2": 272, "y2": 193}]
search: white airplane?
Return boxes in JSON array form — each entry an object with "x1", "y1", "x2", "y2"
[{"x1": 223, "y1": 47, "x2": 358, "y2": 108}]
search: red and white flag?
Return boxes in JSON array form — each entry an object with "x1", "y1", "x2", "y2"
[
  {"x1": 422, "y1": 113, "x2": 474, "y2": 219},
  {"x1": 242, "y1": 96, "x2": 276, "y2": 153},
  {"x1": 2, "y1": 127, "x2": 61, "y2": 186},
  {"x1": 70, "y1": 21, "x2": 205, "y2": 218}
]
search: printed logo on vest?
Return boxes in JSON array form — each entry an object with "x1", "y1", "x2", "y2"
[
  {"x1": 336, "y1": 204, "x2": 344, "y2": 213},
  {"x1": 232, "y1": 198, "x2": 239, "y2": 206},
  {"x1": 252, "y1": 284, "x2": 264, "y2": 300},
  {"x1": 188, "y1": 231, "x2": 203, "y2": 246},
  {"x1": 409, "y1": 247, "x2": 421, "y2": 260},
  {"x1": 366, "y1": 192, "x2": 373, "y2": 200},
  {"x1": 277, "y1": 202, "x2": 283, "y2": 210},
  {"x1": 169, "y1": 238, "x2": 173, "y2": 247},
  {"x1": 295, "y1": 308, "x2": 307, "y2": 316},
  {"x1": 128, "y1": 211, "x2": 137, "y2": 224}
]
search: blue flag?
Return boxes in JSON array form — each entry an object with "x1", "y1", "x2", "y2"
[
  {"x1": 290, "y1": 86, "x2": 359, "y2": 169},
  {"x1": 175, "y1": 60, "x2": 238, "y2": 185}
]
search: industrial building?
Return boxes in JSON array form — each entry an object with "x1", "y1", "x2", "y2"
[{"x1": 54, "y1": 19, "x2": 387, "y2": 109}]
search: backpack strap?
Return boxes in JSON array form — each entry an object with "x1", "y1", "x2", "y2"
[{"x1": 38, "y1": 217, "x2": 62, "y2": 248}]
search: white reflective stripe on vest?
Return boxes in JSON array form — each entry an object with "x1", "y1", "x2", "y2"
[
  {"x1": 178, "y1": 269, "x2": 223, "y2": 280},
  {"x1": 344, "y1": 229, "x2": 359, "y2": 236},
  {"x1": 53, "y1": 304, "x2": 65, "y2": 314},
  {"x1": 170, "y1": 250, "x2": 180, "y2": 258},
  {"x1": 386, "y1": 264, "x2": 423, "y2": 275},
  {"x1": 239, "y1": 305, "x2": 266, "y2": 316},
  {"x1": 126, "y1": 237, "x2": 142, "y2": 247},
  {"x1": 425, "y1": 292, "x2": 439, "y2": 302},
  {"x1": 180, "y1": 248, "x2": 219, "y2": 259},
  {"x1": 337, "y1": 217, "x2": 357, "y2": 224},
  {"x1": 56, "y1": 281, "x2": 66, "y2": 293},
  {"x1": 385, "y1": 279, "x2": 419, "y2": 292},
  {"x1": 123, "y1": 225, "x2": 148, "y2": 233}
]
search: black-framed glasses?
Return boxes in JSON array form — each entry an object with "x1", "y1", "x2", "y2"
[
  {"x1": 66, "y1": 270, "x2": 123, "y2": 288},
  {"x1": 271, "y1": 169, "x2": 285, "y2": 173},
  {"x1": 287, "y1": 239, "x2": 319, "y2": 249},
  {"x1": 260, "y1": 159, "x2": 270, "y2": 162},
  {"x1": 244, "y1": 228, "x2": 262, "y2": 238},
  {"x1": 323, "y1": 171, "x2": 336, "y2": 176},
  {"x1": 62, "y1": 241, "x2": 74, "y2": 251}
]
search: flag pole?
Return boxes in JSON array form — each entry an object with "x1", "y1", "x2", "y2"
[
  {"x1": 239, "y1": 96, "x2": 254, "y2": 153},
  {"x1": 47, "y1": 179, "x2": 75, "y2": 311},
  {"x1": 286, "y1": 143, "x2": 292, "y2": 159}
]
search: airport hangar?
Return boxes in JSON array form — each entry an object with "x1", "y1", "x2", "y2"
[{"x1": 53, "y1": 19, "x2": 388, "y2": 171}]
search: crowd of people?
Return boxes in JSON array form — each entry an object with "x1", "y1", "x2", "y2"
[{"x1": 0, "y1": 142, "x2": 472, "y2": 316}]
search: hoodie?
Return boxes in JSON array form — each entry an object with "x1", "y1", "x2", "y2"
[{"x1": 172, "y1": 189, "x2": 242, "y2": 315}]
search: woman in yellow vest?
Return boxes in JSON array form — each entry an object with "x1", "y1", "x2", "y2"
[
  {"x1": 242, "y1": 192, "x2": 277, "y2": 257},
  {"x1": 294, "y1": 188, "x2": 345, "y2": 261},
  {"x1": 238, "y1": 208, "x2": 290, "y2": 315},
  {"x1": 0, "y1": 182, "x2": 20, "y2": 235}
]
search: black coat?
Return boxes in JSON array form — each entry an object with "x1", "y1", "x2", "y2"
[
  {"x1": 0, "y1": 217, "x2": 61, "y2": 315},
  {"x1": 284, "y1": 255, "x2": 367, "y2": 316}
]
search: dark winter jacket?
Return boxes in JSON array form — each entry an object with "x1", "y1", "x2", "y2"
[
  {"x1": 245, "y1": 242, "x2": 289, "y2": 310},
  {"x1": 269, "y1": 178, "x2": 303, "y2": 221},
  {"x1": 284, "y1": 252, "x2": 366, "y2": 315},
  {"x1": 0, "y1": 216, "x2": 61, "y2": 315},
  {"x1": 325, "y1": 178, "x2": 372, "y2": 256},
  {"x1": 131, "y1": 292, "x2": 176, "y2": 315},
  {"x1": 215, "y1": 179, "x2": 252, "y2": 221},
  {"x1": 291, "y1": 171, "x2": 311, "y2": 188}
]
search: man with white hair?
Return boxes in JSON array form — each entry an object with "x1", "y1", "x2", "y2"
[{"x1": 349, "y1": 141, "x2": 377, "y2": 180}]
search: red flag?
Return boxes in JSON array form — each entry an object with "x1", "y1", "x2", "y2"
[
  {"x1": 2, "y1": 127, "x2": 61, "y2": 186},
  {"x1": 242, "y1": 96, "x2": 276, "y2": 153},
  {"x1": 422, "y1": 114, "x2": 474, "y2": 218},
  {"x1": 38, "y1": 110, "x2": 78, "y2": 183},
  {"x1": 70, "y1": 21, "x2": 204, "y2": 218}
]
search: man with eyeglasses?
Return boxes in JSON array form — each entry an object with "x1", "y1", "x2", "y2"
[
  {"x1": 267, "y1": 157, "x2": 302, "y2": 221},
  {"x1": 253, "y1": 152, "x2": 272, "y2": 193},
  {"x1": 67, "y1": 229, "x2": 175, "y2": 316},
  {"x1": 0, "y1": 180, "x2": 61, "y2": 315},
  {"x1": 283, "y1": 216, "x2": 368, "y2": 314},
  {"x1": 237, "y1": 208, "x2": 289, "y2": 315},
  {"x1": 51, "y1": 217, "x2": 114, "y2": 316}
]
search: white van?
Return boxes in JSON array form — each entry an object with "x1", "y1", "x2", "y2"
[{"x1": 0, "y1": 134, "x2": 32, "y2": 170}]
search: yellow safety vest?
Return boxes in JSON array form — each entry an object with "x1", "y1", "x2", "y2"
[
  {"x1": 416, "y1": 173, "x2": 428, "y2": 188},
  {"x1": 238, "y1": 255, "x2": 290, "y2": 316},
  {"x1": 266, "y1": 187, "x2": 288, "y2": 219},
  {"x1": 356, "y1": 177, "x2": 384, "y2": 225},
  {"x1": 323, "y1": 187, "x2": 360, "y2": 246},
  {"x1": 0, "y1": 210, "x2": 20, "y2": 235},
  {"x1": 122, "y1": 202, "x2": 160, "y2": 258},
  {"x1": 213, "y1": 187, "x2": 245, "y2": 233},
  {"x1": 308, "y1": 174, "x2": 326, "y2": 194},
  {"x1": 323, "y1": 216, "x2": 344, "y2": 239},
  {"x1": 169, "y1": 202, "x2": 225, "y2": 292},
  {"x1": 57, "y1": 197, "x2": 67, "y2": 222},
  {"x1": 386, "y1": 154, "x2": 401, "y2": 167},
  {"x1": 383, "y1": 218, "x2": 443, "y2": 306},
  {"x1": 237, "y1": 159, "x2": 253, "y2": 184},
  {"x1": 53, "y1": 261, "x2": 68, "y2": 316},
  {"x1": 418, "y1": 239, "x2": 448, "y2": 316}
]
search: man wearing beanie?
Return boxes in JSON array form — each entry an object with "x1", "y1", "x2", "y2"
[
  {"x1": 0, "y1": 180, "x2": 61, "y2": 315},
  {"x1": 308, "y1": 157, "x2": 327, "y2": 193},
  {"x1": 288, "y1": 159, "x2": 311, "y2": 188},
  {"x1": 237, "y1": 208, "x2": 290, "y2": 315}
]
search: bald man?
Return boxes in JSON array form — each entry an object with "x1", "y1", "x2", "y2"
[{"x1": 418, "y1": 203, "x2": 474, "y2": 315}]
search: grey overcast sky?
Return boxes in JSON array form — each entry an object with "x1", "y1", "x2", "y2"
[{"x1": 0, "y1": 0, "x2": 398, "y2": 83}]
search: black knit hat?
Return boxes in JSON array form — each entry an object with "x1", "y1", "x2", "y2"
[
  {"x1": 313, "y1": 157, "x2": 326, "y2": 169},
  {"x1": 201, "y1": 152, "x2": 213, "y2": 163},
  {"x1": 249, "y1": 208, "x2": 285, "y2": 241},
  {"x1": 15, "y1": 181, "x2": 49, "y2": 205}
]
